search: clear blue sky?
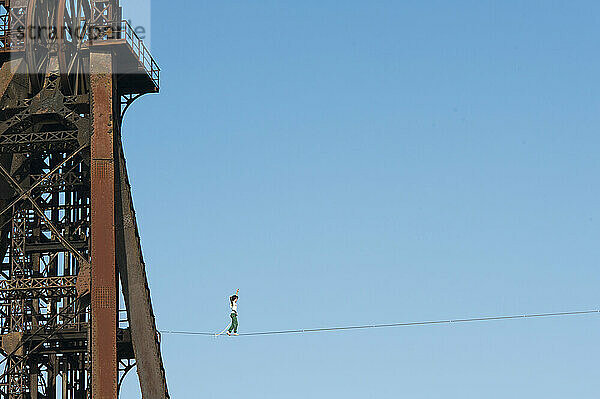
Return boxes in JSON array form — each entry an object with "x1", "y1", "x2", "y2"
[{"x1": 120, "y1": 1, "x2": 600, "y2": 398}]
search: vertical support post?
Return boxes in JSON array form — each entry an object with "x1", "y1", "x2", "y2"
[{"x1": 90, "y1": 51, "x2": 117, "y2": 399}]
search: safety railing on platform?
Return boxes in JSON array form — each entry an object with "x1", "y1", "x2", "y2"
[
  {"x1": 0, "y1": 17, "x2": 159, "y2": 89},
  {"x1": 90, "y1": 20, "x2": 159, "y2": 89},
  {"x1": 116, "y1": 20, "x2": 160, "y2": 89}
]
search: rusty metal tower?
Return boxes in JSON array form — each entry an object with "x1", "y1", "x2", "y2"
[{"x1": 0, "y1": 0, "x2": 169, "y2": 398}]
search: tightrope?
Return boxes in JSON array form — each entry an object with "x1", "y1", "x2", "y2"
[{"x1": 158, "y1": 309, "x2": 600, "y2": 337}]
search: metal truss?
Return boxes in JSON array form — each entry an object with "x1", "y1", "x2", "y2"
[
  {"x1": 0, "y1": 276, "x2": 77, "y2": 299},
  {"x1": 0, "y1": 0, "x2": 167, "y2": 397}
]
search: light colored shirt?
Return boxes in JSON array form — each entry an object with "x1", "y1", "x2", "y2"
[{"x1": 231, "y1": 301, "x2": 237, "y2": 313}]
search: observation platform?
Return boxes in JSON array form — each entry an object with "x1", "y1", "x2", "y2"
[{"x1": 0, "y1": 20, "x2": 159, "y2": 95}]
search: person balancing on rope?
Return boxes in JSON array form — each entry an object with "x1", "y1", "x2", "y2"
[{"x1": 227, "y1": 289, "x2": 239, "y2": 336}]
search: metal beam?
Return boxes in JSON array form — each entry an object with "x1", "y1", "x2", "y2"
[
  {"x1": 115, "y1": 140, "x2": 170, "y2": 399},
  {"x1": 90, "y1": 51, "x2": 117, "y2": 399}
]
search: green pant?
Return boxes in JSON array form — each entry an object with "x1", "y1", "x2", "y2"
[{"x1": 228, "y1": 312, "x2": 238, "y2": 333}]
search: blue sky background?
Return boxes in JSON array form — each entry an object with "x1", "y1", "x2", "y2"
[{"x1": 120, "y1": 1, "x2": 600, "y2": 398}]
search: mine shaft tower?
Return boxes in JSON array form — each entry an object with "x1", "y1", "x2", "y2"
[{"x1": 0, "y1": 0, "x2": 168, "y2": 398}]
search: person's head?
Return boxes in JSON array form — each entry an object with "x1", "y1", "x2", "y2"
[{"x1": 230, "y1": 295, "x2": 238, "y2": 305}]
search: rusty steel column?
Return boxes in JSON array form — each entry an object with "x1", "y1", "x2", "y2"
[{"x1": 90, "y1": 51, "x2": 118, "y2": 399}]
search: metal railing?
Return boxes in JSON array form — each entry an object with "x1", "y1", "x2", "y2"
[
  {"x1": 90, "y1": 20, "x2": 159, "y2": 89},
  {"x1": 115, "y1": 20, "x2": 160, "y2": 88},
  {"x1": 0, "y1": 17, "x2": 159, "y2": 89}
]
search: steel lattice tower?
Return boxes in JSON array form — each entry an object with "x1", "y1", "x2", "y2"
[{"x1": 0, "y1": 0, "x2": 168, "y2": 398}]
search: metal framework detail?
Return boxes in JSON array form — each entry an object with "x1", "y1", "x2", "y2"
[{"x1": 0, "y1": 0, "x2": 168, "y2": 398}]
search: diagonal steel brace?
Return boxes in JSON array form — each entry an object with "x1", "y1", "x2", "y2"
[
  {"x1": 0, "y1": 143, "x2": 89, "y2": 222},
  {"x1": 0, "y1": 162, "x2": 89, "y2": 266}
]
